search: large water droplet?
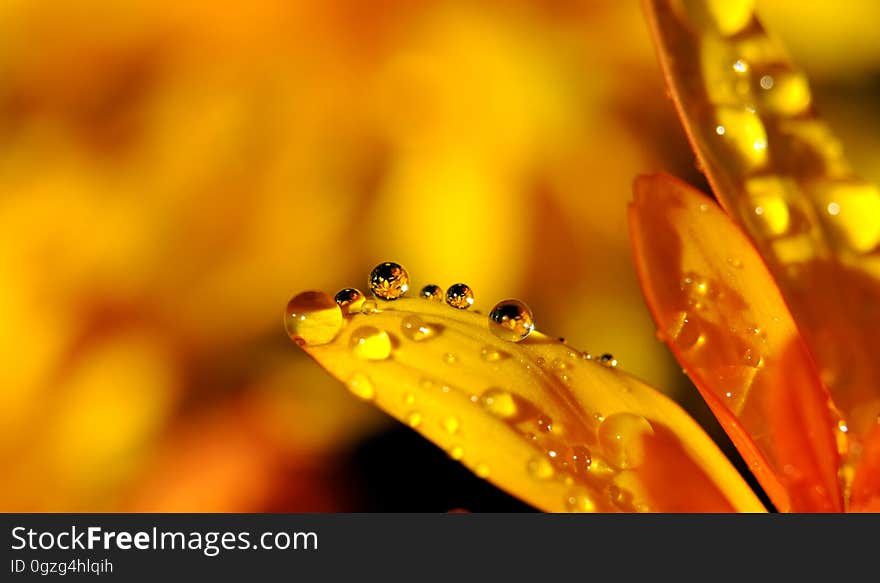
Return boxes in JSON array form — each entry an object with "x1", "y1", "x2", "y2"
[
  {"x1": 488, "y1": 299, "x2": 535, "y2": 342},
  {"x1": 349, "y1": 326, "x2": 392, "y2": 360},
  {"x1": 334, "y1": 288, "x2": 365, "y2": 315},
  {"x1": 284, "y1": 291, "x2": 344, "y2": 346},
  {"x1": 480, "y1": 388, "x2": 519, "y2": 420},
  {"x1": 369, "y1": 262, "x2": 409, "y2": 300},
  {"x1": 445, "y1": 283, "x2": 474, "y2": 309},
  {"x1": 598, "y1": 413, "x2": 655, "y2": 469},
  {"x1": 347, "y1": 372, "x2": 376, "y2": 400},
  {"x1": 401, "y1": 315, "x2": 439, "y2": 342},
  {"x1": 419, "y1": 284, "x2": 444, "y2": 301}
]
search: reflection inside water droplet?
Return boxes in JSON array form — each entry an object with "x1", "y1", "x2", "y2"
[
  {"x1": 284, "y1": 291, "x2": 344, "y2": 346},
  {"x1": 369, "y1": 262, "x2": 409, "y2": 300},
  {"x1": 488, "y1": 299, "x2": 535, "y2": 342},
  {"x1": 445, "y1": 283, "x2": 475, "y2": 309}
]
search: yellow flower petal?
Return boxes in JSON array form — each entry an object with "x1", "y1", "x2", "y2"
[
  {"x1": 645, "y1": 0, "x2": 880, "y2": 461},
  {"x1": 288, "y1": 290, "x2": 765, "y2": 512}
]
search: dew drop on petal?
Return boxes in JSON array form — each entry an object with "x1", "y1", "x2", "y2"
[
  {"x1": 347, "y1": 372, "x2": 376, "y2": 401},
  {"x1": 361, "y1": 300, "x2": 378, "y2": 315},
  {"x1": 480, "y1": 388, "x2": 518, "y2": 420},
  {"x1": 349, "y1": 326, "x2": 392, "y2": 360},
  {"x1": 407, "y1": 411, "x2": 422, "y2": 428},
  {"x1": 598, "y1": 353, "x2": 618, "y2": 368},
  {"x1": 450, "y1": 446, "x2": 464, "y2": 460},
  {"x1": 369, "y1": 262, "x2": 409, "y2": 300},
  {"x1": 565, "y1": 488, "x2": 597, "y2": 512},
  {"x1": 334, "y1": 288, "x2": 365, "y2": 315},
  {"x1": 419, "y1": 284, "x2": 444, "y2": 301},
  {"x1": 598, "y1": 413, "x2": 655, "y2": 470},
  {"x1": 401, "y1": 315, "x2": 439, "y2": 342},
  {"x1": 443, "y1": 416, "x2": 460, "y2": 435},
  {"x1": 488, "y1": 299, "x2": 535, "y2": 342},
  {"x1": 527, "y1": 456, "x2": 556, "y2": 480},
  {"x1": 445, "y1": 283, "x2": 475, "y2": 309},
  {"x1": 475, "y1": 463, "x2": 490, "y2": 478},
  {"x1": 284, "y1": 291, "x2": 344, "y2": 346},
  {"x1": 480, "y1": 346, "x2": 503, "y2": 362},
  {"x1": 569, "y1": 445, "x2": 592, "y2": 473}
]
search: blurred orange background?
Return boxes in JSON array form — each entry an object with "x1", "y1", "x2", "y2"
[{"x1": 3, "y1": 0, "x2": 879, "y2": 511}]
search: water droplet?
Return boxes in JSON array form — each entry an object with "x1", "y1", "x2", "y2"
[
  {"x1": 284, "y1": 291, "x2": 344, "y2": 346},
  {"x1": 349, "y1": 326, "x2": 392, "y2": 360},
  {"x1": 598, "y1": 413, "x2": 655, "y2": 469},
  {"x1": 347, "y1": 372, "x2": 375, "y2": 401},
  {"x1": 827, "y1": 201, "x2": 841, "y2": 216},
  {"x1": 759, "y1": 74, "x2": 774, "y2": 90},
  {"x1": 838, "y1": 420, "x2": 848, "y2": 433},
  {"x1": 361, "y1": 300, "x2": 378, "y2": 315},
  {"x1": 480, "y1": 388, "x2": 518, "y2": 420},
  {"x1": 598, "y1": 353, "x2": 618, "y2": 368},
  {"x1": 570, "y1": 446, "x2": 592, "y2": 473},
  {"x1": 450, "y1": 446, "x2": 464, "y2": 460},
  {"x1": 369, "y1": 262, "x2": 409, "y2": 300},
  {"x1": 565, "y1": 489, "x2": 596, "y2": 512},
  {"x1": 488, "y1": 299, "x2": 535, "y2": 342},
  {"x1": 334, "y1": 288, "x2": 365, "y2": 315},
  {"x1": 403, "y1": 392, "x2": 416, "y2": 406},
  {"x1": 407, "y1": 411, "x2": 422, "y2": 428},
  {"x1": 527, "y1": 456, "x2": 555, "y2": 480},
  {"x1": 536, "y1": 357, "x2": 546, "y2": 368},
  {"x1": 419, "y1": 284, "x2": 444, "y2": 301},
  {"x1": 401, "y1": 315, "x2": 439, "y2": 342},
  {"x1": 727, "y1": 256, "x2": 743, "y2": 268},
  {"x1": 475, "y1": 463, "x2": 490, "y2": 478},
  {"x1": 443, "y1": 416, "x2": 460, "y2": 435},
  {"x1": 443, "y1": 352, "x2": 458, "y2": 365},
  {"x1": 732, "y1": 59, "x2": 748, "y2": 73},
  {"x1": 445, "y1": 283, "x2": 475, "y2": 309},
  {"x1": 537, "y1": 415, "x2": 553, "y2": 433},
  {"x1": 480, "y1": 346, "x2": 505, "y2": 362}
]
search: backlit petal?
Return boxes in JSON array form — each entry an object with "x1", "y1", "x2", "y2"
[
  {"x1": 630, "y1": 173, "x2": 842, "y2": 512},
  {"x1": 645, "y1": 0, "x2": 880, "y2": 504},
  {"x1": 289, "y1": 292, "x2": 765, "y2": 512}
]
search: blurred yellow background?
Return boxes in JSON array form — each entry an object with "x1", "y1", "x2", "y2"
[{"x1": 2, "y1": 0, "x2": 879, "y2": 511}]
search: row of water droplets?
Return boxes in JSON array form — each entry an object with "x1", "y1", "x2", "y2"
[{"x1": 285, "y1": 262, "x2": 653, "y2": 511}]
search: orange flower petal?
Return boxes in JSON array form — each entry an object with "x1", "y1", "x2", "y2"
[
  {"x1": 288, "y1": 291, "x2": 764, "y2": 512},
  {"x1": 629, "y1": 173, "x2": 842, "y2": 512},
  {"x1": 645, "y1": 0, "x2": 880, "y2": 505}
]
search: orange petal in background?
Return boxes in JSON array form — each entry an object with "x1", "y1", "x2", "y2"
[
  {"x1": 644, "y1": 0, "x2": 880, "y2": 487},
  {"x1": 629, "y1": 173, "x2": 841, "y2": 512},
  {"x1": 286, "y1": 285, "x2": 765, "y2": 512}
]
